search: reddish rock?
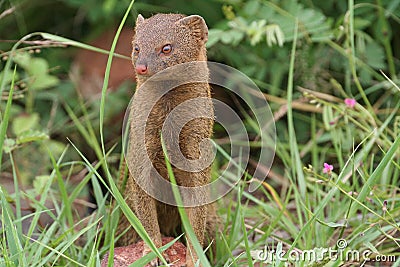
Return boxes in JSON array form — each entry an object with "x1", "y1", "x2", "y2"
[{"x1": 101, "y1": 237, "x2": 186, "y2": 267}]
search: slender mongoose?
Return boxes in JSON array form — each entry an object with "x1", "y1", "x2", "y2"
[{"x1": 116, "y1": 14, "x2": 218, "y2": 267}]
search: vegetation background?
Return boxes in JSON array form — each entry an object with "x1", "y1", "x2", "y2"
[{"x1": 0, "y1": 0, "x2": 399, "y2": 266}]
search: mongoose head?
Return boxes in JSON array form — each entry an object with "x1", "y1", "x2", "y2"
[{"x1": 132, "y1": 14, "x2": 208, "y2": 83}]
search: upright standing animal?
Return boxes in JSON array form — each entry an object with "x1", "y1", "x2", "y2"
[{"x1": 116, "y1": 13, "x2": 217, "y2": 267}]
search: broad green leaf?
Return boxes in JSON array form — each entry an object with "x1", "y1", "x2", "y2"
[
  {"x1": 12, "y1": 52, "x2": 31, "y2": 69},
  {"x1": 364, "y1": 41, "x2": 386, "y2": 69},
  {"x1": 16, "y1": 129, "x2": 49, "y2": 144},
  {"x1": 44, "y1": 140, "x2": 66, "y2": 159},
  {"x1": 243, "y1": 0, "x2": 260, "y2": 17},
  {"x1": 3, "y1": 138, "x2": 16, "y2": 153},
  {"x1": 12, "y1": 113, "x2": 40, "y2": 136},
  {"x1": 31, "y1": 74, "x2": 59, "y2": 90},
  {"x1": 354, "y1": 17, "x2": 372, "y2": 30},
  {"x1": 33, "y1": 175, "x2": 51, "y2": 195},
  {"x1": 29, "y1": 58, "x2": 48, "y2": 77},
  {"x1": 207, "y1": 29, "x2": 223, "y2": 47},
  {"x1": 0, "y1": 69, "x2": 19, "y2": 86},
  {"x1": 11, "y1": 52, "x2": 59, "y2": 90}
]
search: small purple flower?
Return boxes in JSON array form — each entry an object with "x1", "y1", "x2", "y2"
[
  {"x1": 344, "y1": 98, "x2": 356, "y2": 108},
  {"x1": 323, "y1": 163, "x2": 333, "y2": 174}
]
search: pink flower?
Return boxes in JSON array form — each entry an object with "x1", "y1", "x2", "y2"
[
  {"x1": 323, "y1": 163, "x2": 333, "y2": 174},
  {"x1": 344, "y1": 98, "x2": 356, "y2": 108}
]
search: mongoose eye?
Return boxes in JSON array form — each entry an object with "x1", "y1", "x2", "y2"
[
  {"x1": 134, "y1": 45, "x2": 140, "y2": 54},
  {"x1": 162, "y1": 44, "x2": 172, "y2": 54}
]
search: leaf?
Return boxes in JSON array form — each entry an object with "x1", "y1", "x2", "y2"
[
  {"x1": 31, "y1": 74, "x2": 59, "y2": 90},
  {"x1": 243, "y1": 0, "x2": 260, "y2": 17},
  {"x1": 271, "y1": 4, "x2": 333, "y2": 42},
  {"x1": 0, "y1": 66, "x2": 16, "y2": 171},
  {"x1": 12, "y1": 113, "x2": 40, "y2": 136},
  {"x1": 221, "y1": 31, "x2": 235, "y2": 44},
  {"x1": 231, "y1": 31, "x2": 245, "y2": 45},
  {"x1": 12, "y1": 52, "x2": 31, "y2": 69},
  {"x1": 364, "y1": 241, "x2": 379, "y2": 254},
  {"x1": 40, "y1": 33, "x2": 129, "y2": 60},
  {"x1": 325, "y1": 221, "x2": 348, "y2": 228},
  {"x1": 33, "y1": 175, "x2": 51, "y2": 195},
  {"x1": 3, "y1": 138, "x2": 16, "y2": 153},
  {"x1": 354, "y1": 17, "x2": 372, "y2": 30},
  {"x1": 0, "y1": 185, "x2": 13, "y2": 202},
  {"x1": 219, "y1": 29, "x2": 245, "y2": 46},
  {"x1": 28, "y1": 58, "x2": 59, "y2": 90},
  {"x1": 275, "y1": 242, "x2": 283, "y2": 266},
  {"x1": 322, "y1": 105, "x2": 335, "y2": 130},
  {"x1": 29, "y1": 58, "x2": 48, "y2": 77},
  {"x1": 16, "y1": 129, "x2": 49, "y2": 144},
  {"x1": 44, "y1": 140, "x2": 66, "y2": 159},
  {"x1": 0, "y1": 69, "x2": 19, "y2": 86},
  {"x1": 11, "y1": 52, "x2": 59, "y2": 90},
  {"x1": 265, "y1": 24, "x2": 285, "y2": 47},
  {"x1": 247, "y1": 20, "x2": 267, "y2": 46},
  {"x1": 207, "y1": 29, "x2": 223, "y2": 47},
  {"x1": 364, "y1": 41, "x2": 386, "y2": 69}
]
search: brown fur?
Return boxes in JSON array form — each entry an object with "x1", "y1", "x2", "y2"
[{"x1": 116, "y1": 14, "x2": 218, "y2": 267}]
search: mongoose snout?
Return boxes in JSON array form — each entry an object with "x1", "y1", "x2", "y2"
[{"x1": 135, "y1": 63, "x2": 148, "y2": 75}]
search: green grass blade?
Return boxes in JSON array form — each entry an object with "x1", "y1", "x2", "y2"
[
  {"x1": 46, "y1": 146, "x2": 74, "y2": 228},
  {"x1": 99, "y1": 0, "x2": 135, "y2": 161},
  {"x1": 0, "y1": 66, "x2": 16, "y2": 170},
  {"x1": 39, "y1": 33, "x2": 130, "y2": 60},
  {"x1": 353, "y1": 133, "x2": 400, "y2": 212},
  {"x1": 0, "y1": 187, "x2": 26, "y2": 267},
  {"x1": 161, "y1": 134, "x2": 211, "y2": 267},
  {"x1": 239, "y1": 200, "x2": 254, "y2": 267},
  {"x1": 106, "y1": 233, "x2": 115, "y2": 267},
  {"x1": 285, "y1": 19, "x2": 306, "y2": 197}
]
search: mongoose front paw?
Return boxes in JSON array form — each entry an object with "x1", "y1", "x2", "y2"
[
  {"x1": 148, "y1": 258, "x2": 160, "y2": 267},
  {"x1": 162, "y1": 252, "x2": 171, "y2": 265},
  {"x1": 146, "y1": 251, "x2": 170, "y2": 266},
  {"x1": 148, "y1": 256, "x2": 171, "y2": 267}
]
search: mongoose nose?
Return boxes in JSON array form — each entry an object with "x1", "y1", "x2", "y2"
[{"x1": 135, "y1": 64, "x2": 148, "y2": 75}]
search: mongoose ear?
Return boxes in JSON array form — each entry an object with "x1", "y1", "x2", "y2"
[
  {"x1": 136, "y1": 14, "x2": 145, "y2": 26},
  {"x1": 176, "y1": 15, "x2": 208, "y2": 43}
]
